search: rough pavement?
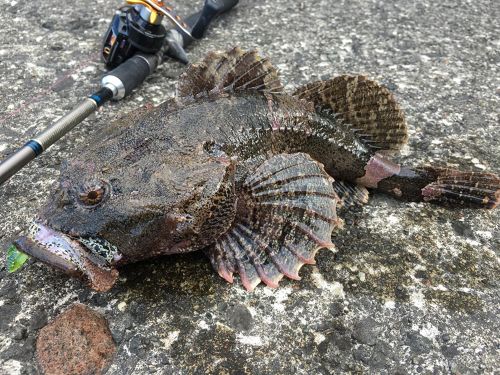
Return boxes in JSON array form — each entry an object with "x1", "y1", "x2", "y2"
[{"x1": 0, "y1": 0, "x2": 499, "y2": 374}]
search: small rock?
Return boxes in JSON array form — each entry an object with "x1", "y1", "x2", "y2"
[
  {"x1": 41, "y1": 20, "x2": 55, "y2": 30},
  {"x1": 29, "y1": 308, "x2": 48, "y2": 331},
  {"x1": 0, "y1": 303, "x2": 21, "y2": 331},
  {"x1": 370, "y1": 341, "x2": 393, "y2": 369},
  {"x1": 352, "y1": 346, "x2": 371, "y2": 364},
  {"x1": 36, "y1": 303, "x2": 115, "y2": 375},
  {"x1": 128, "y1": 335, "x2": 147, "y2": 356},
  {"x1": 313, "y1": 332, "x2": 326, "y2": 345},
  {"x1": 89, "y1": 293, "x2": 108, "y2": 307},
  {"x1": 352, "y1": 317, "x2": 382, "y2": 346},
  {"x1": 5, "y1": 335, "x2": 37, "y2": 361},
  {"x1": 50, "y1": 43, "x2": 64, "y2": 51},
  {"x1": 451, "y1": 221, "x2": 474, "y2": 238},
  {"x1": 441, "y1": 344, "x2": 459, "y2": 358},
  {"x1": 334, "y1": 334, "x2": 353, "y2": 351},
  {"x1": 77, "y1": 289, "x2": 91, "y2": 302},
  {"x1": 128, "y1": 300, "x2": 147, "y2": 320},
  {"x1": 406, "y1": 332, "x2": 432, "y2": 355},
  {"x1": 329, "y1": 301, "x2": 345, "y2": 317},
  {"x1": 156, "y1": 353, "x2": 170, "y2": 366},
  {"x1": 117, "y1": 301, "x2": 127, "y2": 312},
  {"x1": 228, "y1": 304, "x2": 253, "y2": 331},
  {"x1": 450, "y1": 360, "x2": 470, "y2": 375},
  {"x1": 110, "y1": 313, "x2": 134, "y2": 344},
  {"x1": 385, "y1": 81, "x2": 398, "y2": 91},
  {"x1": 11, "y1": 326, "x2": 27, "y2": 341},
  {"x1": 395, "y1": 285, "x2": 409, "y2": 301},
  {"x1": 414, "y1": 270, "x2": 428, "y2": 280},
  {"x1": 370, "y1": 348, "x2": 388, "y2": 369},
  {"x1": 0, "y1": 280, "x2": 19, "y2": 300}
]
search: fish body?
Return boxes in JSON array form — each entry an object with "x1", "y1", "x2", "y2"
[
  {"x1": 14, "y1": 48, "x2": 500, "y2": 291},
  {"x1": 39, "y1": 93, "x2": 370, "y2": 260}
]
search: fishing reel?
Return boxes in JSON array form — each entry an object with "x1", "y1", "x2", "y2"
[
  {"x1": 102, "y1": 0, "x2": 238, "y2": 69},
  {"x1": 0, "y1": 0, "x2": 239, "y2": 186}
]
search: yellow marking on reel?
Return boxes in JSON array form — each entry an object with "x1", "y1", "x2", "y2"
[{"x1": 126, "y1": 0, "x2": 191, "y2": 33}]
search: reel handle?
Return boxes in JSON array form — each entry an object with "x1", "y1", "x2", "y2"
[{"x1": 191, "y1": 0, "x2": 239, "y2": 39}]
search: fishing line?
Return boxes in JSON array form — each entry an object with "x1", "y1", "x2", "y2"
[{"x1": 0, "y1": 52, "x2": 100, "y2": 125}]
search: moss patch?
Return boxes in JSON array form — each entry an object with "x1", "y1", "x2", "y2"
[{"x1": 423, "y1": 290, "x2": 483, "y2": 313}]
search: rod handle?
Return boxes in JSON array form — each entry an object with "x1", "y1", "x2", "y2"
[
  {"x1": 102, "y1": 54, "x2": 160, "y2": 100},
  {"x1": 191, "y1": 0, "x2": 239, "y2": 39}
]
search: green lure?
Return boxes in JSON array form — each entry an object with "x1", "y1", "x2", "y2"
[{"x1": 6, "y1": 244, "x2": 30, "y2": 273}]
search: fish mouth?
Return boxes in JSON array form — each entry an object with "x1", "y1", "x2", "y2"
[{"x1": 14, "y1": 222, "x2": 121, "y2": 292}]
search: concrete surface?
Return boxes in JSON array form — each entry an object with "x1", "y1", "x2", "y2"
[{"x1": 0, "y1": 0, "x2": 499, "y2": 374}]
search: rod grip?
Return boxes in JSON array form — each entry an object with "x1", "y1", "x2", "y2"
[
  {"x1": 34, "y1": 99, "x2": 98, "y2": 150},
  {"x1": 102, "y1": 54, "x2": 159, "y2": 99}
]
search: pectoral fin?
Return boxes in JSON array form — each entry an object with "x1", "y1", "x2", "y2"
[{"x1": 205, "y1": 153, "x2": 340, "y2": 291}]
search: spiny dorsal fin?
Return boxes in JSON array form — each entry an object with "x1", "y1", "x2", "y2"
[
  {"x1": 205, "y1": 153, "x2": 339, "y2": 291},
  {"x1": 176, "y1": 47, "x2": 283, "y2": 98},
  {"x1": 293, "y1": 75, "x2": 408, "y2": 152}
]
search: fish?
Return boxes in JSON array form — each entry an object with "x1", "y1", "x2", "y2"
[{"x1": 12, "y1": 47, "x2": 500, "y2": 292}]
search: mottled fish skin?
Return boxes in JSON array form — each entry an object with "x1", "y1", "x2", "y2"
[{"x1": 39, "y1": 93, "x2": 370, "y2": 263}]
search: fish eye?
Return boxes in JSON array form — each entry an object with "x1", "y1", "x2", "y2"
[{"x1": 77, "y1": 181, "x2": 110, "y2": 207}]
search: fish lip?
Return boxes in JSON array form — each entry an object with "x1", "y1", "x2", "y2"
[
  {"x1": 18, "y1": 222, "x2": 119, "y2": 292},
  {"x1": 13, "y1": 236, "x2": 81, "y2": 275}
]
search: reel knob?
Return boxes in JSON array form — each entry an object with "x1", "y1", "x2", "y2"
[{"x1": 102, "y1": 5, "x2": 167, "y2": 69}]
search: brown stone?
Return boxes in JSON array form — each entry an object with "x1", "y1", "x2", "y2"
[{"x1": 36, "y1": 304, "x2": 116, "y2": 375}]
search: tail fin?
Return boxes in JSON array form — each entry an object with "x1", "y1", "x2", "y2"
[
  {"x1": 419, "y1": 167, "x2": 500, "y2": 209},
  {"x1": 377, "y1": 166, "x2": 500, "y2": 209}
]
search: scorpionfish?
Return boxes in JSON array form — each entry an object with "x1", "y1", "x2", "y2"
[{"x1": 13, "y1": 48, "x2": 500, "y2": 291}]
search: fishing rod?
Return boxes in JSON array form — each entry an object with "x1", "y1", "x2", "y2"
[{"x1": 0, "y1": 0, "x2": 239, "y2": 186}]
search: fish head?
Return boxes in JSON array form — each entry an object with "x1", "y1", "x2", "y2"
[{"x1": 15, "y1": 144, "x2": 237, "y2": 291}]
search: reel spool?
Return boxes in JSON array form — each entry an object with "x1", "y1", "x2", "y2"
[
  {"x1": 102, "y1": 0, "x2": 190, "y2": 69},
  {"x1": 102, "y1": 0, "x2": 239, "y2": 69}
]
